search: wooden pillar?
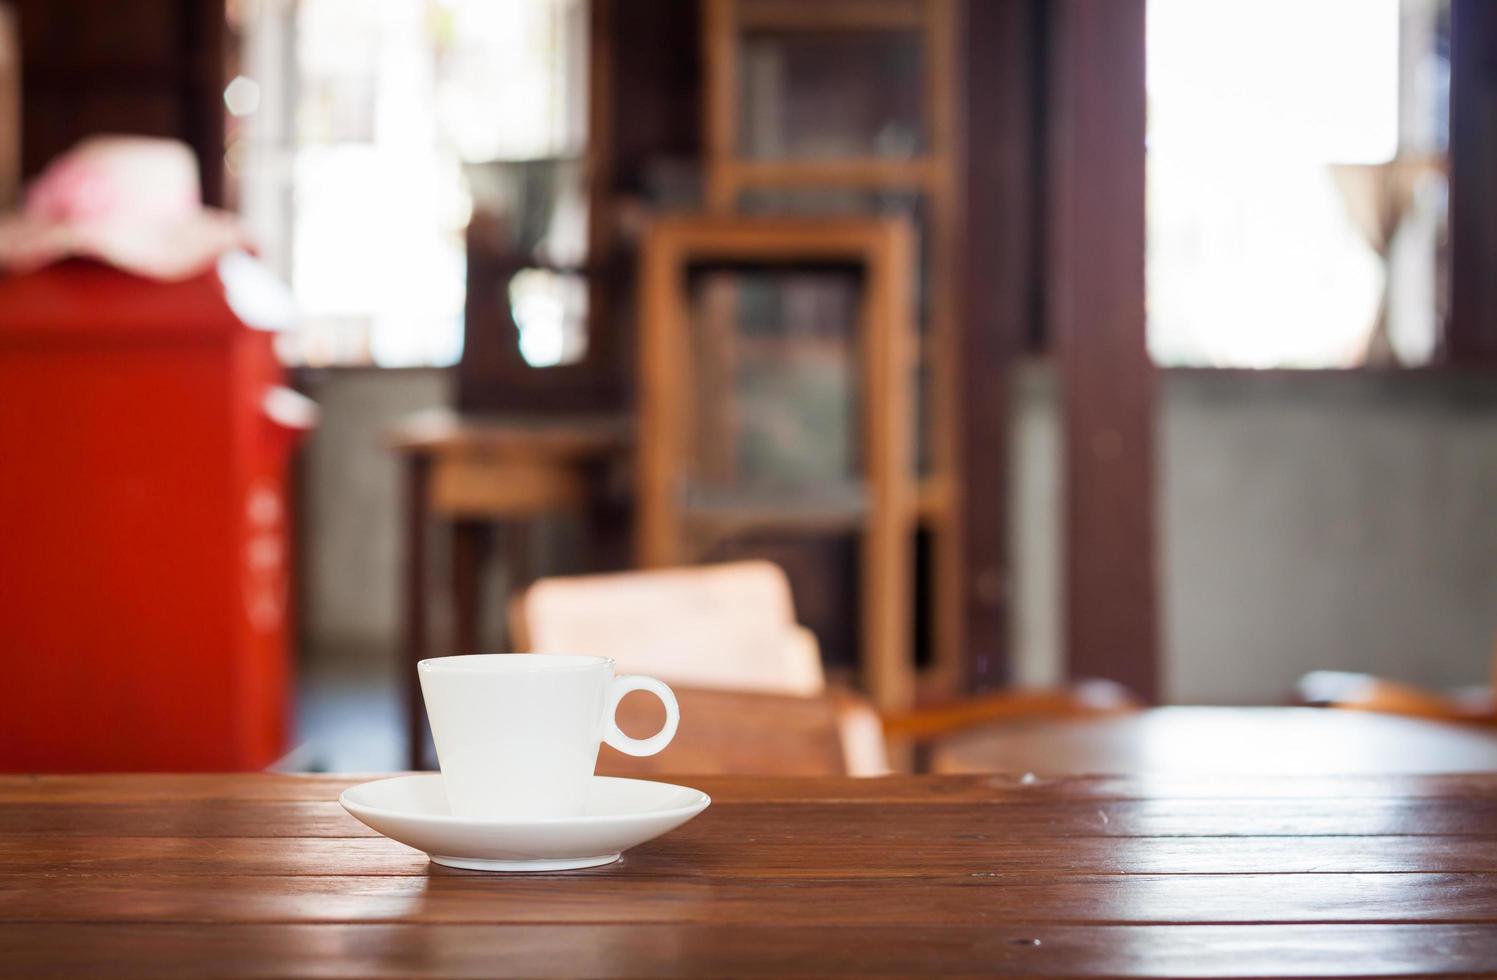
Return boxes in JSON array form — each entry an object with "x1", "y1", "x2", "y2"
[
  {"x1": 1449, "y1": 0, "x2": 1497, "y2": 363},
  {"x1": 959, "y1": 0, "x2": 1038, "y2": 690},
  {"x1": 1046, "y1": 0, "x2": 1159, "y2": 701},
  {"x1": 14, "y1": 0, "x2": 225, "y2": 203}
]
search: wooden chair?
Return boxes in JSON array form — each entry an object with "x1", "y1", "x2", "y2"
[
  {"x1": 512, "y1": 560, "x2": 820, "y2": 694},
  {"x1": 510, "y1": 561, "x2": 1139, "y2": 775},
  {"x1": 1296, "y1": 642, "x2": 1497, "y2": 728}
]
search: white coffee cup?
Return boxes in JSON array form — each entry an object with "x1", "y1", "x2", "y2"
[{"x1": 417, "y1": 654, "x2": 679, "y2": 820}]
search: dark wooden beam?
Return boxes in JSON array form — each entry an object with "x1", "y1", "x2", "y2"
[
  {"x1": 15, "y1": 0, "x2": 225, "y2": 204},
  {"x1": 1045, "y1": 0, "x2": 1159, "y2": 701},
  {"x1": 959, "y1": 0, "x2": 1038, "y2": 689},
  {"x1": 1449, "y1": 0, "x2": 1497, "y2": 364}
]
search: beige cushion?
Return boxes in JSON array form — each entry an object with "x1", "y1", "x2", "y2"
[{"x1": 518, "y1": 561, "x2": 825, "y2": 696}]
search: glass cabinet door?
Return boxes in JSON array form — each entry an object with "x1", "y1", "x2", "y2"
[
  {"x1": 737, "y1": 30, "x2": 925, "y2": 160},
  {"x1": 683, "y1": 264, "x2": 865, "y2": 501}
]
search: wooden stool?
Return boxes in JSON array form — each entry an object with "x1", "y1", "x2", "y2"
[{"x1": 388, "y1": 409, "x2": 630, "y2": 769}]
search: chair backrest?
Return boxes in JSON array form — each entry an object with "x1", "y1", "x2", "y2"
[
  {"x1": 511, "y1": 561, "x2": 825, "y2": 696},
  {"x1": 599, "y1": 685, "x2": 885, "y2": 777}
]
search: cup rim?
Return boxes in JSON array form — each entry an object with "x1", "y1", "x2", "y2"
[{"x1": 417, "y1": 653, "x2": 615, "y2": 674}]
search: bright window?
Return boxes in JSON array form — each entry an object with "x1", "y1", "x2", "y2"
[
  {"x1": 233, "y1": 0, "x2": 586, "y2": 367},
  {"x1": 1146, "y1": 0, "x2": 1450, "y2": 368}
]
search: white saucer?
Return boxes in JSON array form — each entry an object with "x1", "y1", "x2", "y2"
[{"x1": 339, "y1": 774, "x2": 711, "y2": 872}]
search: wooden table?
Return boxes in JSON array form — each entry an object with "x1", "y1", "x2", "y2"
[
  {"x1": 8, "y1": 767, "x2": 1497, "y2": 976},
  {"x1": 937, "y1": 705, "x2": 1497, "y2": 775}
]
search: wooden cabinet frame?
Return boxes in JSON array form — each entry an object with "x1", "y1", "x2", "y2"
[
  {"x1": 699, "y1": 0, "x2": 965, "y2": 696},
  {"x1": 636, "y1": 216, "x2": 918, "y2": 709}
]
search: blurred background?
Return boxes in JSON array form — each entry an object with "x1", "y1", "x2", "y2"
[{"x1": 2, "y1": 0, "x2": 1495, "y2": 774}]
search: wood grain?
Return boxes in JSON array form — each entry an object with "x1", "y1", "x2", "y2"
[
  {"x1": 8, "y1": 872, "x2": 1497, "y2": 926},
  {"x1": 8, "y1": 923, "x2": 1497, "y2": 978},
  {"x1": 8, "y1": 796, "x2": 1497, "y2": 840},
  {"x1": 11, "y1": 833, "x2": 1497, "y2": 878},
  {"x1": 10, "y1": 766, "x2": 1497, "y2": 975},
  {"x1": 9, "y1": 769, "x2": 1497, "y2": 804}
]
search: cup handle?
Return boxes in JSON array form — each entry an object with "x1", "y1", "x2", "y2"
[{"x1": 603, "y1": 675, "x2": 680, "y2": 757}]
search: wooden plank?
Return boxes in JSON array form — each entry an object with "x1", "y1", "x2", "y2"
[
  {"x1": 9, "y1": 769, "x2": 1497, "y2": 804},
  {"x1": 386, "y1": 411, "x2": 630, "y2": 456},
  {"x1": 10, "y1": 797, "x2": 1497, "y2": 839},
  {"x1": 641, "y1": 214, "x2": 925, "y2": 256},
  {"x1": 1047, "y1": 0, "x2": 1159, "y2": 700},
  {"x1": 429, "y1": 455, "x2": 589, "y2": 517},
  {"x1": 922, "y1": 0, "x2": 965, "y2": 695},
  {"x1": 861, "y1": 219, "x2": 918, "y2": 710},
  {"x1": 0, "y1": 774, "x2": 376, "y2": 803},
  {"x1": 702, "y1": 0, "x2": 736, "y2": 210},
  {"x1": 635, "y1": 225, "x2": 687, "y2": 565},
  {"x1": 923, "y1": 0, "x2": 956, "y2": 162},
  {"x1": 7, "y1": 922, "x2": 1497, "y2": 978},
  {"x1": 11, "y1": 769, "x2": 1497, "y2": 976},
  {"x1": 8, "y1": 871, "x2": 1497, "y2": 926},
  {"x1": 13, "y1": 833, "x2": 1497, "y2": 879},
  {"x1": 0, "y1": 837, "x2": 433, "y2": 876}
]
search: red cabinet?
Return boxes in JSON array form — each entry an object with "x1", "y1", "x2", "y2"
[{"x1": 0, "y1": 260, "x2": 306, "y2": 771}]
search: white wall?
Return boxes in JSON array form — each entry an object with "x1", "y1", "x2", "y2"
[
  {"x1": 1160, "y1": 371, "x2": 1497, "y2": 702},
  {"x1": 1007, "y1": 364, "x2": 1497, "y2": 702},
  {"x1": 296, "y1": 368, "x2": 451, "y2": 657}
]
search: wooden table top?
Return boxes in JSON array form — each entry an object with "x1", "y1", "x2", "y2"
[
  {"x1": 938, "y1": 705, "x2": 1497, "y2": 775},
  {"x1": 7, "y1": 766, "x2": 1497, "y2": 977},
  {"x1": 385, "y1": 408, "x2": 632, "y2": 456}
]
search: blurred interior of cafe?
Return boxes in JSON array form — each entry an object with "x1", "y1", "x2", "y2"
[{"x1": 3, "y1": 0, "x2": 1496, "y2": 777}]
